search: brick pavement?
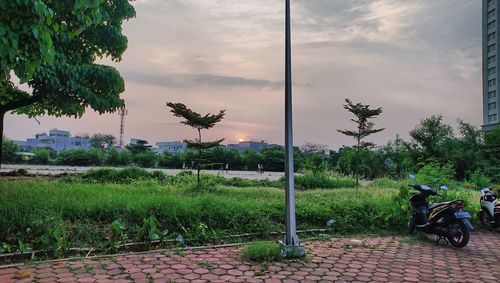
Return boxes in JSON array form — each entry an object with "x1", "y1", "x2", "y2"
[{"x1": 0, "y1": 232, "x2": 499, "y2": 283}]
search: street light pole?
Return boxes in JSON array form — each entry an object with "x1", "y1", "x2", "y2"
[{"x1": 283, "y1": 0, "x2": 305, "y2": 257}]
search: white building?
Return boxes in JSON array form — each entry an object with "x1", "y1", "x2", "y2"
[
  {"x1": 156, "y1": 141, "x2": 187, "y2": 154},
  {"x1": 18, "y1": 129, "x2": 91, "y2": 152},
  {"x1": 227, "y1": 140, "x2": 269, "y2": 153}
]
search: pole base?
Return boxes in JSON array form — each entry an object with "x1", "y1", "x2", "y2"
[{"x1": 280, "y1": 239, "x2": 306, "y2": 259}]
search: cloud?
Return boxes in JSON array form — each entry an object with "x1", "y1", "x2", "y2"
[
  {"x1": 5, "y1": 0, "x2": 484, "y2": 149},
  {"x1": 123, "y1": 71, "x2": 284, "y2": 90}
]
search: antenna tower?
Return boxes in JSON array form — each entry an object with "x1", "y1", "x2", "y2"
[{"x1": 118, "y1": 107, "x2": 128, "y2": 147}]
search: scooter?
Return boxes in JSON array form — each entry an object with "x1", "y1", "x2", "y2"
[
  {"x1": 478, "y1": 187, "x2": 500, "y2": 230},
  {"x1": 407, "y1": 174, "x2": 473, "y2": 248}
]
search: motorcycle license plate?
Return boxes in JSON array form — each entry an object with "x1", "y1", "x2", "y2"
[{"x1": 454, "y1": 211, "x2": 471, "y2": 219}]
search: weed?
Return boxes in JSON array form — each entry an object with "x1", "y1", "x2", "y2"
[
  {"x1": 197, "y1": 261, "x2": 214, "y2": 269},
  {"x1": 241, "y1": 242, "x2": 283, "y2": 263},
  {"x1": 84, "y1": 264, "x2": 94, "y2": 273},
  {"x1": 99, "y1": 263, "x2": 108, "y2": 269}
]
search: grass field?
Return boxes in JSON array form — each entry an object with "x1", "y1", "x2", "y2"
[{"x1": 0, "y1": 177, "x2": 481, "y2": 258}]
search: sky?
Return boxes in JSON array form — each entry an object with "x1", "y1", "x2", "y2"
[{"x1": 6, "y1": 0, "x2": 482, "y2": 150}]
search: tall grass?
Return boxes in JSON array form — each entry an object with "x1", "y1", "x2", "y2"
[{"x1": 0, "y1": 178, "x2": 480, "y2": 258}]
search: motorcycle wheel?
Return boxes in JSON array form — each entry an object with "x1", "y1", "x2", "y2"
[
  {"x1": 478, "y1": 210, "x2": 493, "y2": 230},
  {"x1": 447, "y1": 222, "x2": 469, "y2": 248},
  {"x1": 408, "y1": 215, "x2": 416, "y2": 235}
]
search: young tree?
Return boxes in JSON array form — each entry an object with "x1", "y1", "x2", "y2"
[
  {"x1": 338, "y1": 98, "x2": 384, "y2": 186},
  {"x1": 125, "y1": 139, "x2": 152, "y2": 154},
  {"x1": 0, "y1": 1, "x2": 135, "y2": 168},
  {"x1": 409, "y1": 115, "x2": 454, "y2": 161},
  {"x1": 91, "y1": 134, "x2": 116, "y2": 150},
  {"x1": 166, "y1": 102, "x2": 225, "y2": 188}
]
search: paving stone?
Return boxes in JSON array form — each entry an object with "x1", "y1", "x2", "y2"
[{"x1": 2, "y1": 232, "x2": 499, "y2": 283}]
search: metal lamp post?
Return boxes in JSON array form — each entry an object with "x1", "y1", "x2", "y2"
[{"x1": 282, "y1": 0, "x2": 305, "y2": 258}]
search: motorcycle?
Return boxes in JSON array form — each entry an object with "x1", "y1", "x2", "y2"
[
  {"x1": 478, "y1": 187, "x2": 500, "y2": 230},
  {"x1": 407, "y1": 174, "x2": 473, "y2": 248}
]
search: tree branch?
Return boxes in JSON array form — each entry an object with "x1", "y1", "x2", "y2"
[{"x1": 0, "y1": 95, "x2": 42, "y2": 114}]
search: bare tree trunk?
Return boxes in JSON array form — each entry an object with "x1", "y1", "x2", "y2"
[
  {"x1": 197, "y1": 129, "x2": 202, "y2": 188},
  {"x1": 356, "y1": 138, "x2": 360, "y2": 187},
  {"x1": 0, "y1": 111, "x2": 4, "y2": 171}
]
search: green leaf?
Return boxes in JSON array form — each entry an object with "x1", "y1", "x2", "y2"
[
  {"x1": 32, "y1": 28, "x2": 39, "y2": 39},
  {"x1": 34, "y1": 1, "x2": 44, "y2": 14}
]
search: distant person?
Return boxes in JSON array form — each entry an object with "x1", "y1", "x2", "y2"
[
  {"x1": 225, "y1": 163, "x2": 229, "y2": 173},
  {"x1": 258, "y1": 164, "x2": 264, "y2": 174}
]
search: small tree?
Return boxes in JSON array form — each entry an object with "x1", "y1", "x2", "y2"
[
  {"x1": 125, "y1": 139, "x2": 152, "y2": 154},
  {"x1": 166, "y1": 102, "x2": 225, "y2": 188},
  {"x1": 91, "y1": 134, "x2": 116, "y2": 150},
  {"x1": 338, "y1": 98, "x2": 384, "y2": 186}
]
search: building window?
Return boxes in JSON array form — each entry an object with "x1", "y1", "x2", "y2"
[
  {"x1": 488, "y1": 44, "x2": 496, "y2": 53},
  {"x1": 488, "y1": 21, "x2": 496, "y2": 31},
  {"x1": 489, "y1": 67, "x2": 497, "y2": 76},
  {"x1": 489, "y1": 55, "x2": 497, "y2": 64},
  {"x1": 489, "y1": 79, "x2": 497, "y2": 87},
  {"x1": 489, "y1": 114, "x2": 498, "y2": 122},
  {"x1": 489, "y1": 10, "x2": 496, "y2": 20},
  {"x1": 489, "y1": 102, "x2": 498, "y2": 110},
  {"x1": 489, "y1": 90, "x2": 498, "y2": 98},
  {"x1": 489, "y1": 0, "x2": 497, "y2": 9},
  {"x1": 489, "y1": 32, "x2": 497, "y2": 41}
]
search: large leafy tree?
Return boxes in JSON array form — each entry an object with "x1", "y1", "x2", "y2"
[
  {"x1": 338, "y1": 98, "x2": 384, "y2": 186},
  {"x1": 166, "y1": 102, "x2": 225, "y2": 188},
  {"x1": 0, "y1": 0, "x2": 135, "y2": 167}
]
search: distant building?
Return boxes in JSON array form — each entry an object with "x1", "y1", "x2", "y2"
[
  {"x1": 483, "y1": 0, "x2": 500, "y2": 131},
  {"x1": 18, "y1": 129, "x2": 91, "y2": 152},
  {"x1": 227, "y1": 140, "x2": 269, "y2": 153},
  {"x1": 156, "y1": 141, "x2": 187, "y2": 154},
  {"x1": 129, "y1": 138, "x2": 145, "y2": 145}
]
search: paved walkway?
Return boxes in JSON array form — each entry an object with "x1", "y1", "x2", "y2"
[{"x1": 1, "y1": 232, "x2": 499, "y2": 283}]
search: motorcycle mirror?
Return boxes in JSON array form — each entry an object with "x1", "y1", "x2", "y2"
[
  {"x1": 440, "y1": 185, "x2": 448, "y2": 190},
  {"x1": 408, "y1": 174, "x2": 416, "y2": 180}
]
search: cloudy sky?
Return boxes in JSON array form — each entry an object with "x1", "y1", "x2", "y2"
[{"x1": 6, "y1": 0, "x2": 481, "y2": 149}]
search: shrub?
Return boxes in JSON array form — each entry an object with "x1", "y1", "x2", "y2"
[
  {"x1": 368, "y1": 178, "x2": 401, "y2": 189},
  {"x1": 415, "y1": 162, "x2": 455, "y2": 189},
  {"x1": 132, "y1": 151, "x2": 158, "y2": 168},
  {"x1": 290, "y1": 172, "x2": 356, "y2": 190},
  {"x1": 31, "y1": 148, "x2": 51, "y2": 165},
  {"x1": 56, "y1": 148, "x2": 104, "y2": 166},
  {"x1": 468, "y1": 170, "x2": 492, "y2": 190},
  {"x1": 241, "y1": 242, "x2": 283, "y2": 262},
  {"x1": 2, "y1": 139, "x2": 22, "y2": 164},
  {"x1": 80, "y1": 167, "x2": 167, "y2": 183}
]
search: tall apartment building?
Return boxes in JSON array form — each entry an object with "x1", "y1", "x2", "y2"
[{"x1": 483, "y1": 0, "x2": 500, "y2": 131}]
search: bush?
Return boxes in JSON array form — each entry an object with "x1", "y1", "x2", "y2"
[
  {"x1": 31, "y1": 148, "x2": 51, "y2": 165},
  {"x1": 132, "y1": 151, "x2": 158, "y2": 168},
  {"x1": 368, "y1": 178, "x2": 401, "y2": 189},
  {"x1": 468, "y1": 170, "x2": 492, "y2": 189},
  {"x1": 2, "y1": 139, "x2": 22, "y2": 164},
  {"x1": 290, "y1": 172, "x2": 356, "y2": 190},
  {"x1": 79, "y1": 167, "x2": 167, "y2": 183},
  {"x1": 241, "y1": 242, "x2": 283, "y2": 262},
  {"x1": 56, "y1": 148, "x2": 104, "y2": 166},
  {"x1": 415, "y1": 162, "x2": 455, "y2": 189}
]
